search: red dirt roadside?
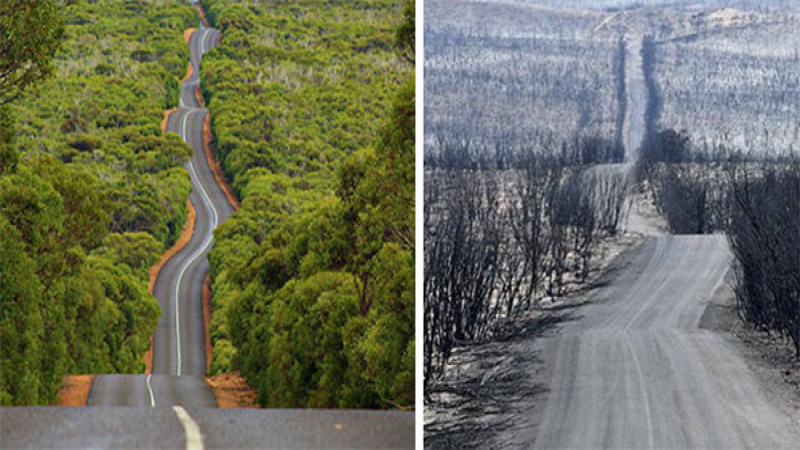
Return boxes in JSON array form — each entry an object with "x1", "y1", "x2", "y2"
[
  {"x1": 161, "y1": 107, "x2": 179, "y2": 134},
  {"x1": 203, "y1": 113, "x2": 240, "y2": 210},
  {"x1": 184, "y1": 28, "x2": 196, "y2": 44},
  {"x1": 144, "y1": 200, "x2": 196, "y2": 374},
  {"x1": 194, "y1": 5, "x2": 210, "y2": 27},
  {"x1": 57, "y1": 375, "x2": 94, "y2": 406},
  {"x1": 206, "y1": 372, "x2": 260, "y2": 408}
]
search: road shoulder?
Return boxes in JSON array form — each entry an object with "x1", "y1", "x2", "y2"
[
  {"x1": 57, "y1": 375, "x2": 94, "y2": 406},
  {"x1": 700, "y1": 279, "x2": 800, "y2": 429}
]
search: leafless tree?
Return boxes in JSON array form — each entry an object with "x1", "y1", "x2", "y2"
[
  {"x1": 424, "y1": 141, "x2": 629, "y2": 391},
  {"x1": 726, "y1": 161, "x2": 800, "y2": 358}
]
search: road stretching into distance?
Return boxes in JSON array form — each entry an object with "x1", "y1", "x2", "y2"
[
  {"x1": 0, "y1": 4, "x2": 414, "y2": 448},
  {"x1": 622, "y1": 39, "x2": 645, "y2": 168},
  {"x1": 524, "y1": 235, "x2": 800, "y2": 449},
  {"x1": 87, "y1": 20, "x2": 228, "y2": 410},
  {"x1": 514, "y1": 25, "x2": 800, "y2": 449}
]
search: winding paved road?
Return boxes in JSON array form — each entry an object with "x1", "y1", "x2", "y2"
[{"x1": 88, "y1": 20, "x2": 229, "y2": 410}]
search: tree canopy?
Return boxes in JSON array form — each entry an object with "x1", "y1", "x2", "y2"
[
  {"x1": 200, "y1": 0, "x2": 415, "y2": 409},
  {"x1": 1, "y1": 0, "x2": 196, "y2": 405}
]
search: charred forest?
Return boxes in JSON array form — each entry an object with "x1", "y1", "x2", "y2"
[
  {"x1": 423, "y1": 1, "x2": 800, "y2": 427},
  {"x1": 424, "y1": 140, "x2": 629, "y2": 391},
  {"x1": 639, "y1": 129, "x2": 800, "y2": 357}
]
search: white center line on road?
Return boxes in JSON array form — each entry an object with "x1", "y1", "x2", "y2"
[
  {"x1": 181, "y1": 109, "x2": 191, "y2": 142},
  {"x1": 168, "y1": 19, "x2": 219, "y2": 378},
  {"x1": 146, "y1": 374, "x2": 156, "y2": 408},
  {"x1": 173, "y1": 406, "x2": 205, "y2": 450},
  {"x1": 174, "y1": 109, "x2": 220, "y2": 377},
  {"x1": 174, "y1": 108, "x2": 194, "y2": 377},
  {"x1": 200, "y1": 28, "x2": 210, "y2": 54}
]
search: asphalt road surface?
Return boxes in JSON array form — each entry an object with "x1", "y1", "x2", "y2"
[
  {"x1": 0, "y1": 407, "x2": 415, "y2": 449},
  {"x1": 527, "y1": 235, "x2": 800, "y2": 449},
  {"x1": 89, "y1": 21, "x2": 230, "y2": 409}
]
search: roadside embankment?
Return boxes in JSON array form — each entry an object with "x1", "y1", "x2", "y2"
[
  {"x1": 203, "y1": 113, "x2": 239, "y2": 210},
  {"x1": 206, "y1": 372, "x2": 260, "y2": 408},
  {"x1": 184, "y1": 28, "x2": 196, "y2": 44},
  {"x1": 57, "y1": 375, "x2": 94, "y2": 407},
  {"x1": 161, "y1": 108, "x2": 179, "y2": 134}
]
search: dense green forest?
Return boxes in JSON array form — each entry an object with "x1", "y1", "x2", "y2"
[
  {"x1": 200, "y1": 0, "x2": 415, "y2": 408},
  {"x1": 1, "y1": 0, "x2": 196, "y2": 405}
]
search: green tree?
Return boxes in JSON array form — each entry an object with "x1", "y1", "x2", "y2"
[
  {"x1": 0, "y1": 0, "x2": 73, "y2": 106},
  {"x1": 200, "y1": 0, "x2": 415, "y2": 409},
  {"x1": 0, "y1": 215, "x2": 45, "y2": 404},
  {"x1": 396, "y1": 0, "x2": 415, "y2": 64},
  {"x1": 0, "y1": 0, "x2": 198, "y2": 404}
]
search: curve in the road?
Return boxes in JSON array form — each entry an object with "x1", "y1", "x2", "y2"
[
  {"x1": 89, "y1": 15, "x2": 232, "y2": 408},
  {"x1": 173, "y1": 110, "x2": 220, "y2": 378}
]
